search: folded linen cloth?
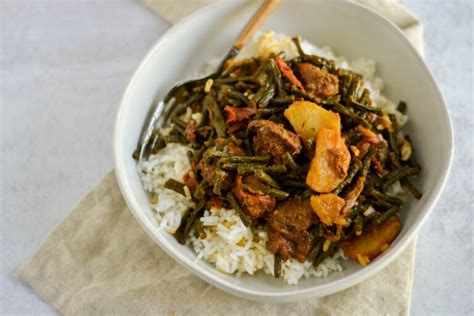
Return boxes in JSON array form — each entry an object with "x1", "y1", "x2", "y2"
[{"x1": 17, "y1": 1, "x2": 423, "y2": 315}]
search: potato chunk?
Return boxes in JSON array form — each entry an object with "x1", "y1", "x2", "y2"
[
  {"x1": 284, "y1": 101, "x2": 341, "y2": 139},
  {"x1": 306, "y1": 128, "x2": 351, "y2": 193},
  {"x1": 310, "y1": 194, "x2": 346, "y2": 226},
  {"x1": 342, "y1": 216, "x2": 401, "y2": 264}
]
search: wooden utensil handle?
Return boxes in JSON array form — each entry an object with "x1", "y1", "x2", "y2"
[{"x1": 233, "y1": 0, "x2": 282, "y2": 50}]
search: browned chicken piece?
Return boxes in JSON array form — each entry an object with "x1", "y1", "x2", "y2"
[
  {"x1": 267, "y1": 228, "x2": 295, "y2": 261},
  {"x1": 267, "y1": 196, "x2": 315, "y2": 239},
  {"x1": 233, "y1": 175, "x2": 276, "y2": 220},
  {"x1": 248, "y1": 119, "x2": 302, "y2": 163},
  {"x1": 267, "y1": 228, "x2": 312, "y2": 263},
  {"x1": 292, "y1": 231, "x2": 313, "y2": 262},
  {"x1": 296, "y1": 63, "x2": 339, "y2": 99},
  {"x1": 266, "y1": 196, "x2": 315, "y2": 262}
]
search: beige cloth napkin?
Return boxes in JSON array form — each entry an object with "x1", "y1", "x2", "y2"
[{"x1": 17, "y1": 1, "x2": 423, "y2": 315}]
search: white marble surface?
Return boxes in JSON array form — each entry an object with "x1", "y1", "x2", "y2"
[{"x1": 0, "y1": 0, "x2": 472, "y2": 315}]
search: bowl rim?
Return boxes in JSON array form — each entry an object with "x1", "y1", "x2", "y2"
[{"x1": 113, "y1": 0, "x2": 454, "y2": 301}]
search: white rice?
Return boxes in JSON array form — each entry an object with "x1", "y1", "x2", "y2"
[
  {"x1": 138, "y1": 31, "x2": 405, "y2": 284},
  {"x1": 138, "y1": 143, "x2": 195, "y2": 234}
]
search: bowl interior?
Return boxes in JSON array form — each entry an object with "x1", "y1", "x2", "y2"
[{"x1": 114, "y1": 0, "x2": 452, "y2": 300}]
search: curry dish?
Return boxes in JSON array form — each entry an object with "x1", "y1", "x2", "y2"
[{"x1": 135, "y1": 36, "x2": 422, "y2": 279}]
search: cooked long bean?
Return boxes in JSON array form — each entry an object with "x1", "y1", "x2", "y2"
[
  {"x1": 221, "y1": 162, "x2": 268, "y2": 171},
  {"x1": 313, "y1": 241, "x2": 339, "y2": 267},
  {"x1": 173, "y1": 123, "x2": 187, "y2": 139},
  {"x1": 308, "y1": 238, "x2": 324, "y2": 262},
  {"x1": 302, "y1": 189, "x2": 313, "y2": 199},
  {"x1": 334, "y1": 159, "x2": 362, "y2": 194},
  {"x1": 168, "y1": 94, "x2": 200, "y2": 120},
  {"x1": 174, "y1": 207, "x2": 191, "y2": 244},
  {"x1": 347, "y1": 77, "x2": 362, "y2": 101},
  {"x1": 368, "y1": 197, "x2": 394, "y2": 209},
  {"x1": 290, "y1": 85, "x2": 319, "y2": 103},
  {"x1": 170, "y1": 116, "x2": 187, "y2": 129},
  {"x1": 405, "y1": 135, "x2": 421, "y2": 169},
  {"x1": 236, "y1": 164, "x2": 287, "y2": 175},
  {"x1": 387, "y1": 150, "x2": 421, "y2": 197},
  {"x1": 332, "y1": 102, "x2": 371, "y2": 127},
  {"x1": 192, "y1": 146, "x2": 207, "y2": 162},
  {"x1": 163, "y1": 133, "x2": 187, "y2": 144},
  {"x1": 366, "y1": 187, "x2": 403, "y2": 205},
  {"x1": 212, "y1": 177, "x2": 224, "y2": 195},
  {"x1": 181, "y1": 199, "x2": 206, "y2": 243},
  {"x1": 243, "y1": 137, "x2": 253, "y2": 156},
  {"x1": 204, "y1": 95, "x2": 226, "y2": 138},
  {"x1": 194, "y1": 218, "x2": 207, "y2": 239},
  {"x1": 281, "y1": 180, "x2": 307, "y2": 189},
  {"x1": 226, "y1": 192, "x2": 252, "y2": 226},
  {"x1": 354, "y1": 215, "x2": 364, "y2": 236},
  {"x1": 382, "y1": 166, "x2": 421, "y2": 191},
  {"x1": 349, "y1": 204, "x2": 364, "y2": 219},
  {"x1": 164, "y1": 178, "x2": 186, "y2": 196},
  {"x1": 258, "y1": 84, "x2": 276, "y2": 108},
  {"x1": 269, "y1": 59, "x2": 284, "y2": 97},
  {"x1": 375, "y1": 206, "x2": 400, "y2": 225},
  {"x1": 271, "y1": 95, "x2": 295, "y2": 105},
  {"x1": 214, "y1": 76, "x2": 257, "y2": 85},
  {"x1": 283, "y1": 152, "x2": 299, "y2": 171},
  {"x1": 241, "y1": 183, "x2": 289, "y2": 200},
  {"x1": 291, "y1": 37, "x2": 306, "y2": 57},
  {"x1": 274, "y1": 254, "x2": 282, "y2": 278},
  {"x1": 362, "y1": 143, "x2": 385, "y2": 177},
  {"x1": 348, "y1": 96, "x2": 382, "y2": 114},
  {"x1": 388, "y1": 113, "x2": 400, "y2": 157},
  {"x1": 193, "y1": 181, "x2": 209, "y2": 199},
  {"x1": 227, "y1": 90, "x2": 250, "y2": 105},
  {"x1": 340, "y1": 74, "x2": 352, "y2": 101},
  {"x1": 256, "y1": 106, "x2": 287, "y2": 117},
  {"x1": 219, "y1": 155, "x2": 270, "y2": 164},
  {"x1": 149, "y1": 131, "x2": 166, "y2": 155},
  {"x1": 397, "y1": 101, "x2": 407, "y2": 113},
  {"x1": 255, "y1": 169, "x2": 281, "y2": 189},
  {"x1": 252, "y1": 82, "x2": 270, "y2": 104},
  {"x1": 359, "y1": 88, "x2": 371, "y2": 105},
  {"x1": 400, "y1": 178, "x2": 423, "y2": 199},
  {"x1": 263, "y1": 164, "x2": 288, "y2": 175}
]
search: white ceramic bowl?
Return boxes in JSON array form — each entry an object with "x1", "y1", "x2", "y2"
[{"x1": 114, "y1": 0, "x2": 453, "y2": 302}]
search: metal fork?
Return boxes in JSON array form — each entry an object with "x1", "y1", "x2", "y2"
[{"x1": 136, "y1": 0, "x2": 281, "y2": 161}]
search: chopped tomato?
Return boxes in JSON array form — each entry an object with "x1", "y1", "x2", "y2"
[
  {"x1": 227, "y1": 121, "x2": 245, "y2": 133},
  {"x1": 183, "y1": 170, "x2": 198, "y2": 194},
  {"x1": 372, "y1": 156, "x2": 387, "y2": 176},
  {"x1": 185, "y1": 120, "x2": 197, "y2": 142},
  {"x1": 275, "y1": 55, "x2": 306, "y2": 92},
  {"x1": 224, "y1": 103, "x2": 257, "y2": 124}
]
